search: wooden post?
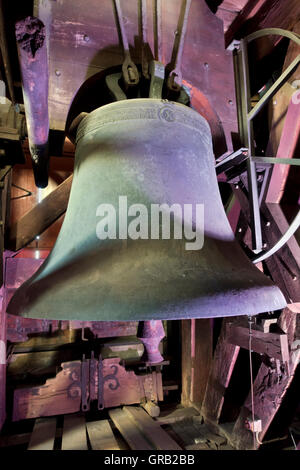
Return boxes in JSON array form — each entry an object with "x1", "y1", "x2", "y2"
[
  {"x1": 0, "y1": 167, "x2": 11, "y2": 431},
  {"x1": 15, "y1": 16, "x2": 49, "y2": 188},
  {"x1": 181, "y1": 318, "x2": 212, "y2": 409},
  {"x1": 201, "y1": 318, "x2": 240, "y2": 423},
  {"x1": 232, "y1": 307, "x2": 300, "y2": 450},
  {"x1": 0, "y1": 287, "x2": 6, "y2": 430}
]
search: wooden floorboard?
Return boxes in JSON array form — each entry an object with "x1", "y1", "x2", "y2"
[
  {"x1": 124, "y1": 406, "x2": 182, "y2": 450},
  {"x1": 28, "y1": 417, "x2": 57, "y2": 450},
  {"x1": 61, "y1": 414, "x2": 88, "y2": 450},
  {"x1": 108, "y1": 408, "x2": 153, "y2": 450},
  {"x1": 86, "y1": 419, "x2": 120, "y2": 450}
]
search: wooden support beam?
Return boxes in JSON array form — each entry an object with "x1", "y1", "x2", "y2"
[
  {"x1": 12, "y1": 357, "x2": 162, "y2": 421},
  {"x1": 181, "y1": 319, "x2": 212, "y2": 409},
  {"x1": 201, "y1": 318, "x2": 240, "y2": 423},
  {"x1": 0, "y1": 166, "x2": 12, "y2": 287},
  {"x1": 7, "y1": 174, "x2": 72, "y2": 251},
  {"x1": 226, "y1": 323, "x2": 290, "y2": 362},
  {"x1": 232, "y1": 307, "x2": 300, "y2": 449},
  {"x1": 225, "y1": 0, "x2": 300, "y2": 48},
  {"x1": 266, "y1": 95, "x2": 300, "y2": 204}
]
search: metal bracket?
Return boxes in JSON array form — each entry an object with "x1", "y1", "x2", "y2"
[
  {"x1": 167, "y1": 0, "x2": 192, "y2": 93},
  {"x1": 81, "y1": 354, "x2": 90, "y2": 411},
  {"x1": 149, "y1": 60, "x2": 165, "y2": 99},
  {"x1": 232, "y1": 27, "x2": 300, "y2": 254},
  {"x1": 97, "y1": 354, "x2": 104, "y2": 410}
]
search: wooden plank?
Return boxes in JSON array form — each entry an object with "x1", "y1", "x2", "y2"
[
  {"x1": 156, "y1": 406, "x2": 199, "y2": 425},
  {"x1": 264, "y1": 20, "x2": 300, "y2": 213},
  {"x1": 226, "y1": 323, "x2": 290, "y2": 362},
  {"x1": 156, "y1": 370, "x2": 163, "y2": 402},
  {"x1": 62, "y1": 414, "x2": 88, "y2": 450},
  {"x1": 86, "y1": 419, "x2": 120, "y2": 450},
  {"x1": 7, "y1": 175, "x2": 73, "y2": 251},
  {"x1": 232, "y1": 307, "x2": 300, "y2": 449},
  {"x1": 181, "y1": 319, "x2": 212, "y2": 408},
  {"x1": 108, "y1": 408, "x2": 153, "y2": 450},
  {"x1": 225, "y1": 0, "x2": 300, "y2": 48},
  {"x1": 123, "y1": 406, "x2": 182, "y2": 450},
  {"x1": 0, "y1": 428, "x2": 63, "y2": 448},
  {"x1": 225, "y1": 0, "x2": 265, "y2": 47},
  {"x1": 201, "y1": 318, "x2": 240, "y2": 423},
  {"x1": 262, "y1": 203, "x2": 300, "y2": 305},
  {"x1": 28, "y1": 417, "x2": 57, "y2": 450},
  {"x1": 266, "y1": 96, "x2": 300, "y2": 204}
]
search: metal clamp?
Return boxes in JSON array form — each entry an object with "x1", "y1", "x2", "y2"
[
  {"x1": 81, "y1": 354, "x2": 90, "y2": 411},
  {"x1": 113, "y1": 0, "x2": 139, "y2": 87},
  {"x1": 167, "y1": 0, "x2": 192, "y2": 93},
  {"x1": 97, "y1": 354, "x2": 104, "y2": 410}
]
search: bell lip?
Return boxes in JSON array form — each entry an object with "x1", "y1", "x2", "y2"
[
  {"x1": 75, "y1": 98, "x2": 211, "y2": 146},
  {"x1": 7, "y1": 283, "x2": 287, "y2": 322}
]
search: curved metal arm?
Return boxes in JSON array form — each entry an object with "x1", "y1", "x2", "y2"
[
  {"x1": 246, "y1": 28, "x2": 300, "y2": 46},
  {"x1": 253, "y1": 210, "x2": 300, "y2": 264}
]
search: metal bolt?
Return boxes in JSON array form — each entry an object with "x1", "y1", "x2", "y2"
[
  {"x1": 204, "y1": 62, "x2": 209, "y2": 69},
  {"x1": 263, "y1": 243, "x2": 267, "y2": 249},
  {"x1": 83, "y1": 34, "x2": 90, "y2": 42},
  {"x1": 228, "y1": 99, "x2": 233, "y2": 105},
  {"x1": 55, "y1": 69, "x2": 61, "y2": 77},
  {"x1": 266, "y1": 221, "x2": 271, "y2": 227},
  {"x1": 291, "y1": 79, "x2": 300, "y2": 89},
  {"x1": 292, "y1": 275, "x2": 297, "y2": 281},
  {"x1": 235, "y1": 184, "x2": 239, "y2": 189},
  {"x1": 238, "y1": 227, "x2": 242, "y2": 233}
]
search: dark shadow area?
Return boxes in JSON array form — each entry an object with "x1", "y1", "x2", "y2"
[{"x1": 219, "y1": 349, "x2": 261, "y2": 424}]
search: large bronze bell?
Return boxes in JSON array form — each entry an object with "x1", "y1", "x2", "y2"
[{"x1": 7, "y1": 99, "x2": 286, "y2": 321}]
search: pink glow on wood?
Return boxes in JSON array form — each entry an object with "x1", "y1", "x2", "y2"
[
  {"x1": 0, "y1": 288, "x2": 6, "y2": 430},
  {"x1": 266, "y1": 94, "x2": 300, "y2": 204}
]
